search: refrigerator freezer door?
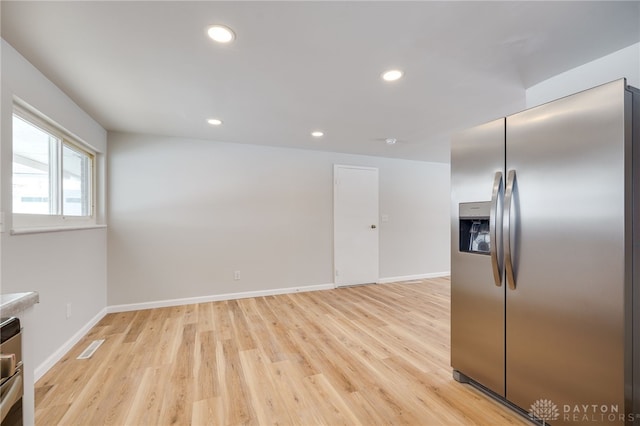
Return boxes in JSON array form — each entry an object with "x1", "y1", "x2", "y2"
[
  {"x1": 451, "y1": 118, "x2": 506, "y2": 396},
  {"x1": 505, "y1": 79, "x2": 629, "y2": 422}
]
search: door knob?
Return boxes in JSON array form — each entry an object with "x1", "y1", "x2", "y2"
[{"x1": 371, "y1": 225, "x2": 377, "y2": 229}]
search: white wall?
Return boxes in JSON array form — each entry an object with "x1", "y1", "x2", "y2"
[
  {"x1": 526, "y1": 43, "x2": 640, "y2": 107},
  {"x1": 1, "y1": 39, "x2": 108, "y2": 425},
  {"x1": 378, "y1": 161, "x2": 450, "y2": 280},
  {"x1": 107, "y1": 132, "x2": 450, "y2": 306}
]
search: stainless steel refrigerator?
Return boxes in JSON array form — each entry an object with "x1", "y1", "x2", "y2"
[{"x1": 451, "y1": 79, "x2": 640, "y2": 425}]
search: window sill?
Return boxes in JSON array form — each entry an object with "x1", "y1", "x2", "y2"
[{"x1": 10, "y1": 224, "x2": 107, "y2": 235}]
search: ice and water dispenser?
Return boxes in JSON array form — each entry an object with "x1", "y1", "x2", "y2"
[{"x1": 459, "y1": 202, "x2": 491, "y2": 255}]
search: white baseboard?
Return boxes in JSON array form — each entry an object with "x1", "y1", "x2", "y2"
[
  {"x1": 106, "y1": 283, "x2": 335, "y2": 313},
  {"x1": 35, "y1": 307, "x2": 108, "y2": 382},
  {"x1": 377, "y1": 271, "x2": 450, "y2": 284}
]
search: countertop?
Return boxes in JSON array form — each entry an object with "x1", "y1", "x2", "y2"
[{"x1": 0, "y1": 292, "x2": 39, "y2": 318}]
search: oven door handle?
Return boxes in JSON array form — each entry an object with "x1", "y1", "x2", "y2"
[{"x1": 0, "y1": 370, "x2": 23, "y2": 424}]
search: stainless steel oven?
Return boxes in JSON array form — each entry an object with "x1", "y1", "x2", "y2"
[{"x1": 0, "y1": 318, "x2": 22, "y2": 426}]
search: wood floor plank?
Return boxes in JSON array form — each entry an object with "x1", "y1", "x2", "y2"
[
  {"x1": 239, "y1": 348, "x2": 292, "y2": 425},
  {"x1": 56, "y1": 340, "x2": 136, "y2": 425},
  {"x1": 194, "y1": 330, "x2": 219, "y2": 401},
  {"x1": 196, "y1": 301, "x2": 215, "y2": 333},
  {"x1": 212, "y1": 301, "x2": 233, "y2": 341},
  {"x1": 129, "y1": 309, "x2": 172, "y2": 372},
  {"x1": 35, "y1": 277, "x2": 531, "y2": 426},
  {"x1": 267, "y1": 359, "x2": 329, "y2": 424},
  {"x1": 34, "y1": 403, "x2": 70, "y2": 426},
  {"x1": 218, "y1": 337, "x2": 257, "y2": 425},
  {"x1": 236, "y1": 298, "x2": 287, "y2": 364},
  {"x1": 303, "y1": 374, "x2": 363, "y2": 426},
  {"x1": 135, "y1": 317, "x2": 174, "y2": 371},
  {"x1": 158, "y1": 323, "x2": 196, "y2": 426},
  {"x1": 123, "y1": 309, "x2": 152, "y2": 343},
  {"x1": 191, "y1": 397, "x2": 224, "y2": 426},
  {"x1": 260, "y1": 296, "x2": 320, "y2": 377},
  {"x1": 124, "y1": 367, "x2": 171, "y2": 426}
]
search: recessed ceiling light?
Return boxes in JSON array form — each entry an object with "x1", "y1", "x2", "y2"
[
  {"x1": 385, "y1": 138, "x2": 397, "y2": 145},
  {"x1": 382, "y1": 69, "x2": 403, "y2": 82},
  {"x1": 207, "y1": 25, "x2": 235, "y2": 43},
  {"x1": 207, "y1": 118, "x2": 223, "y2": 126},
  {"x1": 311, "y1": 131, "x2": 324, "y2": 137}
]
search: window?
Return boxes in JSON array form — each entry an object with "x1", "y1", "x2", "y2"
[{"x1": 12, "y1": 106, "x2": 96, "y2": 230}]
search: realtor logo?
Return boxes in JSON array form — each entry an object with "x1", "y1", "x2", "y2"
[{"x1": 530, "y1": 399, "x2": 560, "y2": 423}]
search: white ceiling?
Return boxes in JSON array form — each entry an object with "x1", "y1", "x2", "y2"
[{"x1": 2, "y1": 1, "x2": 639, "y2": 163}]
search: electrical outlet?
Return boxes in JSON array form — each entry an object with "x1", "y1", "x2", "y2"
[
  {"x1": 234, "y1": 270, "x2": 241, "y2": 280},
  {"x1": 66, "y1": 303, "x2": 72, "y2": 319}
]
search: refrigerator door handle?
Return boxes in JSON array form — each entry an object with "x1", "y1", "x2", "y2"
[
  {"x1": 489, "y1": 171, "x2": 503, "y2": 286},
  {"x1": 504, "y1": 169, "x2": 517, "y2": 290}
]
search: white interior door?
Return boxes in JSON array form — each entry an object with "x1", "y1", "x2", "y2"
[{"x1": 334, "y1": 165, "x2": 379, "y2": 287}]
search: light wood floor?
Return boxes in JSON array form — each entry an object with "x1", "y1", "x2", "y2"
[{"x1": 35, "y1": 277, "x2": 530, "y2": 425}]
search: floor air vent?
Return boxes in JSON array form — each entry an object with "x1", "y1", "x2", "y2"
[{"x1": 77, "y1": 339, "x2": 105, "y2": 360}]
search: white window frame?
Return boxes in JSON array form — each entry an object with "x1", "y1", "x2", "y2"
[{"x1": 12, "y1": 104, "x2": 97, "y2": 232}]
